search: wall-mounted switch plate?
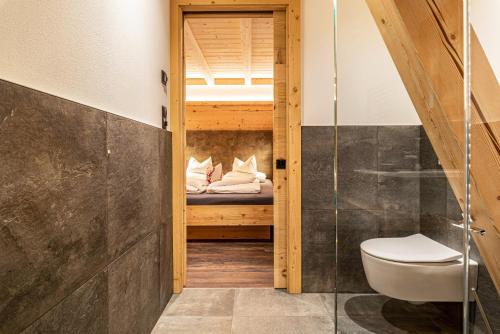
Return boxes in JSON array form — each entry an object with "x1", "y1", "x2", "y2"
[
  {"x1": 162, "y1": 106, "x2": 168, "y2": 129},
  {"x1": 161, "y1": 70, "x2": 168, "y2": 86},
  {"x1": 276, "y1": 159, "x2": 286, "y2": 169}
]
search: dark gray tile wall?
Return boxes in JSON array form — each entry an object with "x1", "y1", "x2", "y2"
[
  {"x1": 107, "y1": 114, "x2": 161, "y2": 260},
  {"x1": 302, "y1": 125, "x2": 421, "y2": 293},
  {"x1": 302, "y1": 125, "x2": 498, "y2": 324},
  {"x1": 0, "y1": 80, "x2": 173, "y2": 334},
  {"x1": 301, "y1": 127, "x2": 335, "y2": 293}
]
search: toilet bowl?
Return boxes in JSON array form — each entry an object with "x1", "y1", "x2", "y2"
[{"x1": 361, "y1": 233, "x2": 478, "y2": 302}]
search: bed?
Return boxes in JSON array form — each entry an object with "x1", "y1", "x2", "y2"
[{"x1": 186, "y1": 180, "x2": 274, "y2": 239}]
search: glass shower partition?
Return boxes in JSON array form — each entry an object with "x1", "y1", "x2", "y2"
[
  {"x1": 331, "y1": 0, "x2": 488, "y2": 333},
  {"x1": 468, "y1": 0, "x2": 500, "y2": 332}
]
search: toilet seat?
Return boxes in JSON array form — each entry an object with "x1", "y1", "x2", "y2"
[
  {"x1": 360, "y1": 234, "x2": 478, "y2": 302},
  {"x1": 361, "y1": 233, "x2": 462, "y2": 263}
]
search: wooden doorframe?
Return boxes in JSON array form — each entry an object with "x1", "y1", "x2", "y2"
[{"x1": 170, "y1": 0, "x2": 301, "y2": 294}]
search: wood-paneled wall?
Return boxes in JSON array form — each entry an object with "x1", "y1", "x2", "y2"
[{"x1": 186, "y1": 102, "x2": 273, "y2": 131}]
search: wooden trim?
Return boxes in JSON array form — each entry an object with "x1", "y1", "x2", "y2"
[
  {"x1": 185, "y1": 101, "x2": 273, "y2": 131},
  {"x1": 170, "y1": 0, "x2": 301, "y2": 294},
  {"x1": 286, "y1": 0, "x2": 301, "y2": 294},
  {"x1": 186, "y1": 78, "x2": 208, "y2": 85},
  {"x1": 187, "y1": 205, "x2": 273, "y2": 226},
  {"x1": 214, "y1": 78, "x2": 246, "y2": 85},
  {"x1": 170, "y1": 2, "x2": 187, "y2": 293},
  {"x1": 184, "y1": 12, "x2": 274, "y2": 19},
  {"x1": 273, "y1": 10, "x2": 287, "y2": 289},
  {"x1": 252, "y1": 78, "x2": 273, "y2": 85},
  {"x1": 187, "y1": 226, "x2": 271, "y2": 240}
]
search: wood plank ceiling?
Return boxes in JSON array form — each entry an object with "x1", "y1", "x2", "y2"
[{"x1": 185, "y1": 17, "x2": 273, "y2": 85}]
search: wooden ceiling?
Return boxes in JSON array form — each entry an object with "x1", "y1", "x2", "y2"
[{"x1": 184, "y1": 16, "x2": 273, "y2": 85}]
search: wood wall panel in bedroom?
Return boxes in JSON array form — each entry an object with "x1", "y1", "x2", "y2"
[
  {"x1": 186, "y1": 130, "x2": 273, "y2": 177},
  {"x1": 185, "y1": 102, "x2": 273, "y2": 131},
  {"x1": 187, "y1": 226, "x2": 271, "y2": 240},
  {"x1": 187, "y1": 205, "x2": 273, "y2": 226}
]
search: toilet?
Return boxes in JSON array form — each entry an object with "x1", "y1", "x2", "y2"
[{"x1": 361, "y1": 233, "x2": 478, "y2": 302}]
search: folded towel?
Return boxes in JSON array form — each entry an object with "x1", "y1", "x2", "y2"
[
  {"x1": 186, "y1": 184, "x2": 206, "y2": 194},
  {"x1": 207, "y1": 180, "x2": 261, "y2": 194},
  {"x1": 214, "y1": 171, "x2": 257, "y2": 186}
]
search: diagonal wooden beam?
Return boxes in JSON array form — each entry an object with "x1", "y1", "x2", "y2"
[
  {"x1": 240, "y1": 18, "x2": 252, "y2": 86},
  {"x1": 184, "y1": 21, "x2": 214, "y2": 86},
  {"x1": 366, "y1": 0, "x2": 500, "y2": 293}
]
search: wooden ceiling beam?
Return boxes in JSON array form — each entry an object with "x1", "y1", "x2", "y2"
[
  {"x1": 240, "y1": 18, "x2": 253, "y2": 85},
  {"x1": 184, "y1": 21, "x2": 215, "y2": 86}
]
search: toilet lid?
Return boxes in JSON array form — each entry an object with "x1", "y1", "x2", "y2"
[{"x1": 361, "y1": 234, "x2": 463, "y2": 263}]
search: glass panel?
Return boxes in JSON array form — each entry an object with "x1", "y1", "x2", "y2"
[
  {"x1": 469, "y1": 0, "x2": 500, "y2": 332},
  {"x1": 333, "y1": 0, "x2": 472, "y2": 332}
]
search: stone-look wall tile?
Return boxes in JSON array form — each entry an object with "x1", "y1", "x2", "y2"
[
  {"x1": 301, "y1": 177, "x2": 335, "y2": 210},
  {"x1": 377, "y1": 126, "x2": 420, "y2": 172},
  {"x1": 337, "y1": 127, "x2": 378, "y2": 211},
  {"x1": 108, "y1": 232, "x2": 161, "y2": 334},
  {"x1": 21, "y1": 271, "x2": 108, "y2": 334},
  {"x1": 302, "y1": 125, "x2": 423, "y2": 293},
  {"x1": 186, "y1": 130, "x2": 273, "y2": 177},
  {"x1": 338, "y1": 173, "x2": 378, "y2": 210},
  {"x1": 301, "y1": 127, "x2": 335, "y2": 211},
  {"x1": 301, "y1": 127, "x2": 335, "y2": 292},
  {"x1": 302, "y1": 210, "x2": 336, "y2": 292},
  {"x1": 0, "y1": 81, "x2": 108, "y2": 333},
  {"x1": 446, "y1": 183, "x2": 462, "y2": 222},
  {"x1": 1, "y1": 80, "x2": 173, "y2": 333},
  {"x1": 377, "y1": 126, "x2": 420, "y2": 238},
  {"x1": 302, "y1": 127, "x2": 335, "y2": 175},
  {"x1": 338, "y1": 126, "x2": 378, "y2": 173},
  {"x1": 159, "y1": 130, "x2": 173, "y2": 310},
  {"x1": 337, "y1": 210, "x2": 380, "y2": 293},
  {"x1": 419, "y1": 176, "x2": 447, "y2": 217},
  {"x1": 107, "y1": 114, "x2": 161, "y2": 260}
]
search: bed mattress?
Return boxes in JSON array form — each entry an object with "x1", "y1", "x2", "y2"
[{"x1": 187, "y1": 180, "x2": 273, "y2": 205}]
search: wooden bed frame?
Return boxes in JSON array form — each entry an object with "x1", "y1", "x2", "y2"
[{"x1": 187, "y1": 205, "x2": 273, "y2": 226}]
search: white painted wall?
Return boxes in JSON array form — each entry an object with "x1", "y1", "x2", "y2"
[
  {"x1": 336, "y1": 0, "x2": 419, "y2": 126},
  {"x1": 302, "y1": 0, "x2": 336, "y2": 126},
  {"x1": 302, "y1": 0, "x2": 419, "y2": 126},
  {"x1": 0, "y1": 0, "x2": 169, "y2": 128},
  {"x1": 471, "y1": 0, "x2": 500, "y2": 82}
]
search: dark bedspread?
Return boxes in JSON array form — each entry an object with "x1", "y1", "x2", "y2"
[{"x1": 187, "y1": 180, "x2": 273, "y2": 205}]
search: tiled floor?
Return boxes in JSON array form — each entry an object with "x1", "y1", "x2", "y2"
[
  {"x1": 152, "y1": 289, "x2": 467, "y2": 333},
  {"x1": 152, "y1": 289, "x2": 334, "y2": 334}
]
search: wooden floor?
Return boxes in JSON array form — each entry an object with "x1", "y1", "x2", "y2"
[{"x1": 186, "y1": 241, "x2": 273, "y2": 288}]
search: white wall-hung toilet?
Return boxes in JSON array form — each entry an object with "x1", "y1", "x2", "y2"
[{"x1": 361, "y1": 233, "x2": 478, "y2": 302}]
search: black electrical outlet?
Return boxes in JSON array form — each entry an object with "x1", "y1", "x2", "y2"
[
  {"x1": 162, "y1": 106, "x2": 168, "y2": 129},
  {"x1": 161, "y1": 70, "x2": 168, "y2": 86},
  {"x1": 276, "y1": 159, "x2": 286, "y2": 169}
]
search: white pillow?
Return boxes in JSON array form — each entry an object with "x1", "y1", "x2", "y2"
[
  {"x1": 256, "y1": 172, "x2": 267, "y2": 182},
  {"x1": 187, "y1": 156, "x2": 212, "y2": 174},
  {"x1": 232, "y1": 155, "x2": 258, "y2": 174}
]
